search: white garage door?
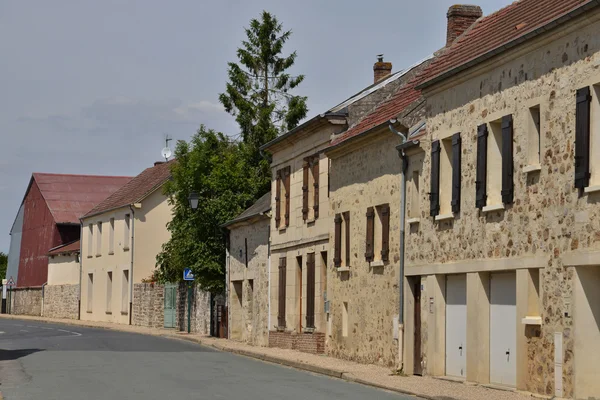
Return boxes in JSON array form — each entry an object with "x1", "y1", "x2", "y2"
[
  {"x1": 490, "y1": 272, "x2": 516, "y2": 387},
  {"x1": 446, "y1": 274, "x2": 467, "y2": 378}
]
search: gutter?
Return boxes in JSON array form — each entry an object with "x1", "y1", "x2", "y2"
[
  {"x1": 128, "y1": 205, "x2": 135, "y2": 325},
  {"x1": 78, "y1": 220, "x2": 83, "y2": 320},
  {"x1": 418, "y1": 1, "x2": 600, "y2": 90}
]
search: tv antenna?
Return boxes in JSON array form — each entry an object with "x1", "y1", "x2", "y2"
[{"x1": 161, "y1": 135, "x2": 172, "y2": 161}]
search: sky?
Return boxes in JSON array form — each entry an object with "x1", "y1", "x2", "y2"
[{"x1": 0, "y1": 0, "x2": 514, "y2": 252}]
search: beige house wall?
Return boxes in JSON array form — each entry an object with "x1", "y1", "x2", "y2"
[
  {"x1": 227, "y1": 217, "x2": 270, "y2": 346},
  {"x1": 80, "y1": 187, "x2": 172, "y2": 325},
  {"x1": 405, "y1": 10, "x2": 600, "y2": 398},
  {"x1": 48, "y1": 254, "x2": 79, "y2": 285}
]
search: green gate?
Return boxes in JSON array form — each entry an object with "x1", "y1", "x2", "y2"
[{"x1": 164, "y1": 283, "x2": 177, "y2": 328}]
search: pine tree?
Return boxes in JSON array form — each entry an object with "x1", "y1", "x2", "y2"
[{"x1": 219, "y1": 11, "x2": 308, "y2": 163}]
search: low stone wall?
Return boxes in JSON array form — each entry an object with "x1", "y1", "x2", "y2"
[
  {"x1": 43, "y1": 284, "x2": 79, "y2": 319},
  {"x1": 9, "y1": 287, "x2": 43, "y2": 316},
  {"x1": 132, "y1": 283, "x2": 165, "y2": 329},
  {"x1": 269, "y1": 331, "x2": 325, "y2": 354},
  {"x1": 175, "y1": 283, "x2": 211, "y2": 335}
]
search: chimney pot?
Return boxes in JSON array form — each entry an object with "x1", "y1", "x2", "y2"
[
  {"x1": 154, "y1": 161, "x2": 165, "y2": 166},
  {"x1": 446, "y1": 4, "x2": 482, "y2": 47},
  {"x1": 373, "y1": 55, "x2": 392, "y2": 83}
]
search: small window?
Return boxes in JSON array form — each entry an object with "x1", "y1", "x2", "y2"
[
  {"x1": 121, "y1": 270, "x2": 129, "y2": 314},
  {"x1": 106, "y1": 271, "x2": 113, "y2": 313},
  {"x1": 487, "y1": 120, "x2": 503, "y2": 206},
  {"x1": 342, "y1": 301, "x2": 349, "y2": 337},
  {"x1": 439, "y1": 138, "x2": 453, "y2": 215},
  {"x1": 124, "y1": 214, "x2": 130, "y2": 250},
  {"x1": 341, "y1": 212, "x2": 350, "y2": 267},
  {"x1": 109, "y1": 218, "x2": 115, "y2": 255},
  {"x1": 409, "y1": 170, "x2": 420, "y2": 219},
  {"x1": 590, "y1": 85, "x2": 600, "y2": 186},
  {"x1": 527, "y1": 105, "x2": 541, "y2": 167},
  {"x1": 95, "y1": 222, "x2": 102, "y2": 257},
  {"x1": 275, "y1": 167, "x2": 291, "y2": 228},
  {"x1": 87, "y1": 273, "x2": 94, "y2": 312},
  {"x1": 87, "y1": 224, "x2": 93, "y2": 258}
]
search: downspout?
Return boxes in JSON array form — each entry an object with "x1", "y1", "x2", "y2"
[
  {"x1": 225, "y1": 229, "x2": 230, "y2": 339},
  {"x1": 389, "y1": 119, "x2": 407, "y2": 372},
  {"x1": 78, "y1": 220, "x2": 83, "y2": 320},
  {"x1": 41, "y1": 282, "x2": 48, "y2": 317},
  {"x1": 129, "y1": 205, "x2": 135, "y2": 325}
]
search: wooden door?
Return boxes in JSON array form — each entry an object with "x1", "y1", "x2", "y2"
[
  {"x1": 414, "y1": 279, "x2": 422, "y2": 375},
  {"x1": 164, "y1": 283, "x2": 177, "y2": 328}
]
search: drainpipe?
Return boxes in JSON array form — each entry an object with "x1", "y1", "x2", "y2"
[
  {"x1": 129, "y1": 205, "x2": 135, "y2": 325},
  {"x1": 41, "y1": 282, "x2": 48, "y2": 317},
  {"x1": 389, "y1": 119, "x2": 407, "y2": 372},
  {"x1": 78, "y1": 220, "x2": 83, "y2": 320}
]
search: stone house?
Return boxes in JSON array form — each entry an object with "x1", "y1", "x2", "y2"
[
  {"x1": 260, "y1": 58, "x2": 411, "y2": 353},
  {"x1": 44, "y1": 240, "x2": 81, "y2": 319},
  {"x1": 222, "y1": 191, "x2": 271, "y2": 346},
  {"x1": 402, "y1": 1, "x2": 600, "y2": 398}
]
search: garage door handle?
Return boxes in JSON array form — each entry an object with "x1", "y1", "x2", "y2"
[{"x1": 506, "y1": 350, "x2": 510, "y2": 355}]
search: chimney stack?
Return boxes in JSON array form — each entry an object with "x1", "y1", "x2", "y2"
[
  {"x1": 446, "y1": 4, "x2": 482, "y2": 47},
  {"x1": 373, "y1": 54, "x2": 392, "y2": 83},
  {"x1": 154, "y1": 161, "x2": 165, "y2": 166}
]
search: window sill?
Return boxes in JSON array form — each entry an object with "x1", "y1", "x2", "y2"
[
  {"x1": 86, "y1": 310, "x2": 93, "y2": 314},
  {"x1": 87, "y1": 255, "x2": 93, "y2": 259},
  {"x1": 108, "y1": 251, "x2": 114, "y2": 256},
  {"x1": 370, "y1": 260, "x2": 385, "y2": 267},
  {"x1": 482, "y1": 204, "x2": 505, "y2": 213},
  {"x1": 435, "y1": 213, "x2": 454, "y2": 222},
  {"x1": 105, "y1": 311, "x2": 112, "y2": 315},
  {"x1": 95, "y1": 254, "x2": 102, "y2": 258},
  {"x1": 278, "y1": 228, "x2": 287, "y2": 233},
  {"x1": 303, "y1": 327, "x2": 316, "y2": 334},
  {"x1": 337, "y1": 266, "x2": 350, "y2": 272},
  {"x1": 123, "y1": 247, "x2": 130, "y2": 252},
  {"x1": 306, "y1": 219, "x2": 316, "y2": 226},
  {"x1": 521, "y1": 316, "x2": 542, "y2": 326},
  {"x1": 523, "y1": 164, "x2": 541, "y2": 173},
  {"x1": 407, "y1": 217, "x2": 421, "y2": 225},
  {"x1": 584, "y1": 185, "x2": 600, "y2": 194},
  {"x1": 276, "y1": 326, "x2": 286, "y2": 332},
  {"x1": 121, "y1": 311, "x2": 128, "y2": 316}
]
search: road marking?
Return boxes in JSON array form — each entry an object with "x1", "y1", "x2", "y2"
[
  {"x1": 40, "y1": 327, "x2": 54, "y2": 330},
  {"x1": 57, "y1": 329, "x2": 82, "y2": 337},
  {"x1": 20, "y1": 329, "x2": 29, "y2": 333},
  {"x1": 0, "y1": 331, "x2": 4, "y2": 334}
]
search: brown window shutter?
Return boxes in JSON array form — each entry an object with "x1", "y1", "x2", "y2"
[
  {"x1": 575, "y1": 87, "x2": 592, "y2": 191},
  {"x1": 312, "y1": 158, "x2": 320, "y2": 219},
  {"x1": 365, "y1": 207, "x2": 374, "y2": 262},
  {"x1": 302, "y1": 161, "x2": 309, "y2": 221},
  {"x1": 284, "y1": 166, "x2": 291, "y2": 226},
  {"x1": 451, "y1": 133, "x2": 462, "y2": 214},
  {"x1": 278, "y1": 257, "x2": 287, "y2": 328},
  {"x1": 429, "y1": 140, "x2": 441, "y2": 217},
  {"x1": 501, "y1": 115, "x2": 514, "y2": 204},
  {"x1": 275, "y1": 171, "x2": 281, "y2": 228},
  {"x1": 344, "y1": 212, "x2": 351, "y2": 266},
  {"x1": 334, "y1": 214, "x2": 342, "y2": 267},
  {"x1": 306, "y1": 253, "x2": 315, "y2": 329},
  {"x1": 476, "y1": 124, "x2": 488, "y2": 209},
  {"x1": 381, "y1": 205, "x2": 390, "y2": 262}
]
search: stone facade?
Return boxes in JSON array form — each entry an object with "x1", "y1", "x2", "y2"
[
  {"x1": 132, "y1": 282, "x2": 164, "y2": 329},
  {"x1": 175, "y1": 283, "x2": 212, "y2": 335},
  {"x1": 9, "y1": 287, "x2": 42, "y2": 316},
  {"x1": 43, "y1": 284, "x2": 79, "y2": 319},
  {"x1": 227, "y1": 217, "x2": 270, "y2": 346},
  {"x1": 268, "y1": 331, "x2": 326, "y2": 354},
  {"x1": 405, "y1": 9, "x2": 600, "y2": 399}
]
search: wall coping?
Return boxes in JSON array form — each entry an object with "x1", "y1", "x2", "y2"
[{"x1": 405, "y1": 254, "x2": 545, "y2": 276}]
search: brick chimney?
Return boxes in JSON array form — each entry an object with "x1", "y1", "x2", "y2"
[
  {"x1": 446, "y1": 4, "x2": 482, "y2": 47},
  {"x1": 373, "y1": 54, "x2": 392, "y2": 83}
]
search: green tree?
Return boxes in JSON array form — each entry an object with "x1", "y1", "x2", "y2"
[
  {"x1": 0, "y1": 252, "x2": 7, "y2": 281},
  {"x1": 156, "y1": 126, "x2": 255, "y2": 291},
  {"x1": 219, "y1": 10, "x2": 308, "y2": 168}
]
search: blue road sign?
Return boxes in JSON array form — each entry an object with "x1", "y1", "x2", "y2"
[{"x1": 183, "y1": 268, "x2": 195, "y2": 281}]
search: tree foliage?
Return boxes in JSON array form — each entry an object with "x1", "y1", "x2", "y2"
[
  {"x1": 0, "y1": 252, "x2": 7, "y2": 281},
  {"x1": 156, "y1": 127, "x2": 256, "y2": 292}
]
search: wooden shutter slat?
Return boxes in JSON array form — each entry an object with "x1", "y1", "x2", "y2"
[
  {"x1": 278, "y1": 257, "x2": 287, "y2": 328},
  {"x1": 284, "y1": 166, "x2": 291, "y2": 226},
  {"x1": 501, "y1": 115, "x2": 514, "y2": 204},
  {"x1": 365, "y1": 207, "x2": 374, "y2": 262},
  {"x1": 275, "y1": 171, "x2": 281, "y2": 228},
  {"x1": 430, "y1": 140, "x2": 441, "y2": 217},
  {"x1": 334, "y1": 214, "x2": 342, "y2": 267},
  {"x1": 451, "y1": 133, "x2": 461, "y2": 214},
  {"x1": 312, "y1": 158, "x2": 320, "y2": 219},
  {"x1": 381, "y1": 205, "x2": 390, "y2": 262},
  {"x1": 302, "y1": 161, "x2": 309, "y2": 221},
  {"x1": 306, "y1": 253, "x2": 315, "y2": 329},
  {"x1": 345, "y1": 212, "x2": 351, "y2": 266},
  {"x1": 575, "y1": 87, "x2": 591, "y2": 190},
  {"x1": 476, "y1": 124, "x2": 488, "y2": 209}
]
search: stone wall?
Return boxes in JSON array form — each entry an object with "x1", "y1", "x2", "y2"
[
  {"x1": 10, "y1": 287, "x2": 42, "y2": 316},
  {"x1": 175, "y1": 283, "x2": 211, "y2": 335},
  {"x1": 43, "y1": 284, "x2": 79, "y2": 319},
  {"x1": 410, "y1": 12, "x2": 600, "y2": 398},
  {"x1": 269, "y1": 331, "x2": 325, "y2": 354},
  {"x1": 132, "y1": 283, "x2": 164, "y2": 329}
]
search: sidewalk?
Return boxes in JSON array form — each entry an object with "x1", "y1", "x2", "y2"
[{"x1": 0, "y1": 314, "x2": 540, "y2": 400}]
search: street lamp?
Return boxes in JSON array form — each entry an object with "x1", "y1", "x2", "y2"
[{"x1": 188, "y1": 191, "x2": 199, "y2": 210}]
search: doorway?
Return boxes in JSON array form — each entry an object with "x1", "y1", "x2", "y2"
[
  {"x1": 413, "y1": 278, "x2": 422, "y2": 375},
  {"x1": 446, "y1": 274, "x2": 467, "y2": 379},
  {"x1": 489, "y1": 272, "x2": 516, "y2": 387},
  {"x1": 296, "y1": 256, "x2": 303, "y2": 332},
  {"x1": 163, "y1": 283, "x2": 177, "y2": 328}
]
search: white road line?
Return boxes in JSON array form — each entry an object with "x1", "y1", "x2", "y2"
[
  {"x1": 12, "y1": 324, "x2": 23, "y2": 327},
  {"x1": 20, "y1": 329, "x2": 29, "y2": 333},
  {"x1": 57, "y1": 329, "x2": 82, "y2": 337},
  {"x1": 0, "y1": 331, "x2": 5, "y2": 334},
  {"x1": 26, "y1": 325, "x2": 38, "y2": 328},
  {"x1": 40, "y1": 327, "x2": 54, "y2": 330}
]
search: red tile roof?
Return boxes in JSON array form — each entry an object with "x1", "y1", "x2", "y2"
[
  {"x1": 84, "y1": 161, "x2": 174, "y2": 218},
  {"x1": 32, "y1": 173, "x2": 132, "y2": 224},
  {"x1": 418, "y1": 0, "x2": 595, "y2": 88},
  {"x1": 48, "y1": 240, "x2": 80, "y2": 256}
]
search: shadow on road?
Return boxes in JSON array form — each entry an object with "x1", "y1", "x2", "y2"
[{"x1": 0, "y1": 349, "x2": 44, "y2": 361}]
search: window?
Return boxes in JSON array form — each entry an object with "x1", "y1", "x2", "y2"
[
  {"x1": 121, "y1": 270, "x2": 129, "y2": 314},
  {"x1": 342, "y1": 301, "x2": 349, "y2": 337},
  {"x1": 488, "y1": 120, "x2": 503, "y2": 205},
  {"x1": 306, "y1": 253, "x2": 316, "y2": 329},
  {"x1": 302, "y1": 155, "x2": 320, "y2": 221},
  {"x1": 106, "y1": 271, "x2": 113, "y2": 313},
  {"x1": 87, "y1": 273, "x2": 94, "y2": 312},
  {"x1": 409, "y1": 170, "x2": 420, "y2": 219},
  {"x1": 439, "y1": 138, "x2": 453, "y2": 215},
  {"x1": 366, "y1": 205, "x2": 390, "y2": 262},
  {"x1": 96, "y1": 222, "x2": 102, "y2": 257},
  {"x1": 527, "y1": 105, "x2": 541, "y2": 167},
  {"x1": 109, "y1": 218, "x2": 115, "y2": 255},
  {"x1": 588, "y1": 85, "x2": 600, "y2": 188},
  {"x1": 334, "y1": 212, "x2": 351, "y2": 268},
  {"x1": 275, "y1": 167, "x2": 291, "y2": 228},
  {"x1": 277, "y1": 257, "x2": 287, "y2": 328},
  {"x1": 124, "y1": 214, "x2": 130, "y2": 250},
  {"x1": 87, "y1": 224, "x2": 93, "y2": 258}
]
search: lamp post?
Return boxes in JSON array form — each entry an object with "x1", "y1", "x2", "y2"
[{"x1": 186, "y1": 191, "x2": 199, "y2": 333}]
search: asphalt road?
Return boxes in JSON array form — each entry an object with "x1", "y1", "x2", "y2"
[{"x1": 0, "y1": 319, "x2": 413, "y2": 400}]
